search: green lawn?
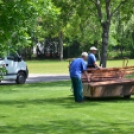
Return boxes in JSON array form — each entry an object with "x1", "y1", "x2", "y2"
[
  {"x1": 27, "y1": 59, "x2": 134, "y2": 74},
  {"x1": 0, "y1": 81, "x2": 134, "y2": 134},
  {"x1": 27, "y1": 60, "x2": 69, "y2": 74}
]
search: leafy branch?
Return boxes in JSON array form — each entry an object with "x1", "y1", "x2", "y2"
[{"x1": 111, "y1": 0, "x2": 129, "y2": 17}]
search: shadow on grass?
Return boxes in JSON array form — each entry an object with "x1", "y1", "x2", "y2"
[
  {"x1": 0, "y1": 81, "x2": 134, "y2": 108},
  {"x1": 85, "y1": 96, "x2": 134, "y2": 102},
  {"x1": 0, "y1": 96, "x2": 96, "y2": 108},
  {"x1": 0, "y1": 120, "x2": 134, "y2": 134},
  {"x1": 0, "y1": 95, "x2": 134, "y2": 109},
  {"x1": 0, "y1": 81, "x2": 71, "y2": 88}
]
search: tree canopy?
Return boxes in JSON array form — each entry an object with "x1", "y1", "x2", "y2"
[
  {"x1": 0, "y1": 0, "x2": 134, "y2": 65},
  {"x1": 0, "y1": 0, "x2": 38, "y2": 55}
]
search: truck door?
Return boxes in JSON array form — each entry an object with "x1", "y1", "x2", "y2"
[{"x1": 5, "y1": 52, "x2": 19, "y2": 76}]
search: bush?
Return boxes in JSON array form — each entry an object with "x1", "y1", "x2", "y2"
[
  {"x1": 0, "y1": 67, "x2": 7, "y2": 80},
  {"x1": 107, "y1": 51, "x2": 132, "y2": 59}
]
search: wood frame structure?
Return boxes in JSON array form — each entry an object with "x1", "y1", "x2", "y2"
[{"x1": 82, "y1": 66, "x2": 134, "y2": 98}]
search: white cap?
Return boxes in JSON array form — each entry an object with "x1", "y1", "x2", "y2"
[
  {"x1": 81, "y1": 52, "x2": 88, "y2": 57},
  {"x1": 90, "y1": 46, "x2": 98, "y2": 51}
]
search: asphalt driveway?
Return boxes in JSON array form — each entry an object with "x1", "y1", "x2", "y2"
[
  {"x1": 26, "y1": 74, "x2": 70, "y2": 83},
  {"x1": 0, "y1": 74, "x2": 70, "y2": 84}
]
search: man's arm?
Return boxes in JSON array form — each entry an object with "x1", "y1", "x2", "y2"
[
  {"x1": 92, "y1": 55, "x2": 101, "y2": 69},
  {"x1": 81, "y1": 60, "x2": 90, "y2": 82},
  {"x1": 94, "y1": 62, "x2": 101, "y2": 69},
  {"x1": 83, "y1": 71, "x2": 90, "y2": 82}
]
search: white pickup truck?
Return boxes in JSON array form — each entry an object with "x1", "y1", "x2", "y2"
[{"x1": 0, "y1": 52, "x2": 28, "y2": 84}]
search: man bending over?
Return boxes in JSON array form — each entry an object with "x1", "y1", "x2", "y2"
[{"x1": 69, "y1": 52, "x2": 89, "y2": 103}]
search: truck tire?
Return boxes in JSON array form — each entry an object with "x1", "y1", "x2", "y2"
[
  {"x1": 124, "y1": 95, "x2": 131, "y2": 99},
  {"x1": 16, "y1": 72, "x2": 26, "y2": 84}
]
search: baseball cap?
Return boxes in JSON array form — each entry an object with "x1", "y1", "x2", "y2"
[
  {"x1": 81, "y1": 52, "x2": 88, "y2": 57},
  {"x1": 90, "y1": 46, "x2": 98, "y2": 51}
]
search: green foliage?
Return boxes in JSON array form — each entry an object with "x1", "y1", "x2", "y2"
[
  {"x1": 0, "y1": 66, "x2": 7, "y2": 80},
  {"x1": 0, "y1": 0, "x2": 39, "y2": 76},
  {"x1": 36, "y1": 0, "x2": 61, "y2": 38},
  {"x1": 0, "y1": 0, "x2": 134, "y2": 60},
  {"x1": 0, "y1": 0, "x2": 38, "y2": 54}
]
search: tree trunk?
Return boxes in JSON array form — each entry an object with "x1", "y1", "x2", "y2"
[
  {"x1": 94, "y1": 40, "x2": 101, "y2": 61},
  {"x1": 120, "y1": 44, "x2": 123, "y2": 58},
  {"x1": 59, "y1": 31, "x2": 63, "y2": 61},
  {"x1": 68, "y1": 45, "x2": 70, "y2": 58},
  {"x1": 100, "y1": 22, "x2": 110, "y2": 67},
  {"x1": 98, "y1": 49, "x2": 101, "y2": 61}
]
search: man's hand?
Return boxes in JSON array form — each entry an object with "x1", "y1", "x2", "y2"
[
  {"x1": 94, "y1": 63, "x2": 102, "y2": 69},
  {"x1": 98, "y1": 66, "x2": 102, "y2": 69},
  {"x1": 83, "y1": 71, "x2": 90, "y2": 82},
  {"x1": 87, "y1": 76, "x2": 90, "y2": 82}
]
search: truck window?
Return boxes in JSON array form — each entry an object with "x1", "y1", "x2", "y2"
[
  {"x1": 7, "y1": 52, "x2": 19, "y2": 61},
  {"x1": 0, "y1": 57, "x2": 4, "y2": 60},
  {"x1": 0, "y1": 54, "x2": 4, "y2": 60}
]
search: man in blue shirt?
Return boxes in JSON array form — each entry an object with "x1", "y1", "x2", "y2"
[
  {"x1": 69, "y1": 52, "x2": 89, "y2": 103},
  {"x1": 88, "y1": 46, "x2": 101, "y2": 69}
]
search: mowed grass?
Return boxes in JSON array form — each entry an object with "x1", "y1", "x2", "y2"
[
  {"x1": 27, "y1": 59, "x2": 134, "y2": 74},
  {"x1": 27, "y1": 60, "x2": 69, "y2": 74},
  {"x1": 0, "y1": 81, "x2": 134, "y2": 134}
]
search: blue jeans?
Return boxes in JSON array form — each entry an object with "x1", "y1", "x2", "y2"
[{"x1": 71, "y1": 77, "x2": 84, "y2": 102}]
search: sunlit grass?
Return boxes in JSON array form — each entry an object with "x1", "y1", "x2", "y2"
[
  {"x1": 27, "y1": 60, "x2": 69, "y2": 74},
  {"x1": 106, "y1": 59, "x2": 134, "y2": 68},
  {"x1": 26, "y1": 59, "x2": 134, "y2": 74},
  {"x1": 0, "y1": 81, "x2": 134, "y2": 134}
]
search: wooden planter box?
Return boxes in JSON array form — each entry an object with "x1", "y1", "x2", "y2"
[{"x1": 82, "y1": 67, "x2": 134, "y2": 98}]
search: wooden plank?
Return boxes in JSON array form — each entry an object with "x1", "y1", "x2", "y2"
[
  {"x1": 83, "y1": 83, "x2": 91, "y2": 97},
  {"x1": 87, "y1": 66, "x2": 134, "y2": 74},
  {"x1": 82, "y1": 82, "x2": 134, "y2": 97},
  {"x1": 90, "y1": 84, "x2": 134, "y2": 97},
  {"x1": 82, "y1": 70, "x2": 124, "y2": 78},
  {"x1": 90, "y1": 77, "x2": 120, "y2": 82},
  {"x1": 87, "y1": 69, "x2": 126, "y2": 78},
  {"x1": 82, "y1": 66, "x2": 134, "y2": 83},
  {"x1": 89, "y1": 78, "x2": 134, "y2": 87}
]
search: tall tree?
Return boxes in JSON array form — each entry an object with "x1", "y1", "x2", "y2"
[
  {"x1": 38, "y1": 0, "x2": 75, "y2": 60},
  {"x1": 91, "y1": 0, "x2": 133, "y2": 67},
  {"x1": 67, "y1": 0, "x2": 133, "y2": 66},
  {"x1": 51, "y1": 0, "x2": 75, "y2": 61}
]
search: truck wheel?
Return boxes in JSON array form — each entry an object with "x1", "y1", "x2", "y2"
[
  {"x1": 16, "y1": 72, "x2": 26, "y2": 84},
  {"x1": 124, "y1": 95, "x2": 131, "y2": 99}
]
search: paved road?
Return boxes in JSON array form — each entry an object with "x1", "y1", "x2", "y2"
[
  {"x1": 1, "y1": 74, "x2": 70, "y2": 84},
  {"x1": 27, "y1": 74, "x2": 70, "y2": 83}
]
